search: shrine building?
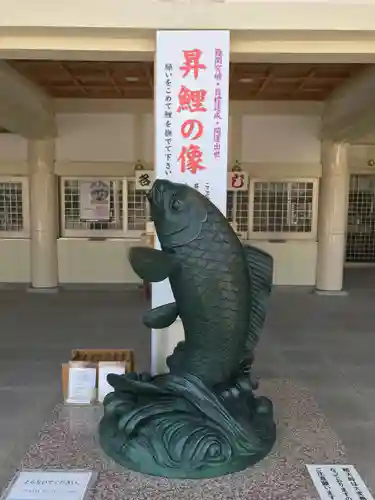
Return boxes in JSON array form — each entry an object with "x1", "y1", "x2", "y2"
[{"x1": 0, "y1": 0, "x2": 375, "y2": 293}]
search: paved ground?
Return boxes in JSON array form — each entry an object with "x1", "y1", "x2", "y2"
[{"x1": 0, "y1": 268, "x2": 374, "y2": 491}]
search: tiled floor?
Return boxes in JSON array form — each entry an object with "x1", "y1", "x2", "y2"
[
  {"x1": 0, "y1": 288, "x2": 150, "y2": 487},
  {"x1": 0, "y1": 269, "x2": 375, "y2": 493}
]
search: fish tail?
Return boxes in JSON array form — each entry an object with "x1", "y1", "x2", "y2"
[{"x1": 243, "y1": 245, "x2": 273, "y2": 353}]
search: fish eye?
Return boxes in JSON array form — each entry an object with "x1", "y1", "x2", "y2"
[{"x1": 170, "y1": 197, "x2": 183, "y2": 211}]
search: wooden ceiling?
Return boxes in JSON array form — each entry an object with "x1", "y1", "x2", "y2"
[{"x1": 7, "y1": 60, "x2": 369, "y2": 101}]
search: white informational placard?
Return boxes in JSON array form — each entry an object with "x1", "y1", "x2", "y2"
[
  {"x1": 66, "y1": 366, "x2": 96, "y2": 404},
  {"x1": 97, "y1": 361, "x2": 126, "y2": 403},
  {"x1": 152, "y1": 30, "x2": 230, "y2": 362},
  {"x1": 2, "y1": 470, "x2": 94, "y2": 500},
  {"x1": 227, "y1": 171, "x2": 249, "y2": 191},
  {"x1": 307, "y1": 464, "x2": 374, "y2": 500},
  {"x1": 79, "y1": 179, "x2": 110, "y2": 221}
]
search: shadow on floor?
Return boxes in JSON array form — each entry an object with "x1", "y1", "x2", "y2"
[{"x1": 344, "y1": 266, "x2": 375, "y2": 290}]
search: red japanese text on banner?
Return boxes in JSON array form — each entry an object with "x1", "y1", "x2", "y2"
[{"x1": 155, "y1": 30, "x2": 230, "y2": 215}]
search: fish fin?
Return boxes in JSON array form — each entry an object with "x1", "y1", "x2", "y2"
[
  {"x1": 143, "y1": 303, "x2": 179, "y2": 329},
  {"x1": 128, "y1": 246, "x2": 176, "y2": 282},
  {"x1": 166, "y1": 341, "x2": 186, "y2": 371},
  {"x1": 243, "y1": 244, "x2": 273, "y2": 352},
  {"x1": 106, "y1": 373, "x2": 168, "y2": 395}
]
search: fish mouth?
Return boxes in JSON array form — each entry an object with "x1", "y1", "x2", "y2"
[
  {"x1": 146, "y1": 179, "x2": 173, "y2": 208},
  {"x1": 146, "y1": 183, "x2": 161, "y2": 207},
  {"x1": 145, "y1": 188, "x2": 153, "y2": 203}
]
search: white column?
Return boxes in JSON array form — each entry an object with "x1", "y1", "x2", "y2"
[
  {"x1": 28, "y1": 139, "x2": 58, "y2": 291},
  {"x1": 151, "y1": 319, "x2": 185, "y2": 374},
  {"x1": 315, "y1": 141, "x2": 349, "y2": 294},
  {"x1": 152, "y1": 31, "x2": 230, "y2": 374}
]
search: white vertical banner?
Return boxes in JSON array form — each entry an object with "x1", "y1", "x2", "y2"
[
  {"x1": 152, "y1": 30, "x2": 230, "y2": 373},
  {"x1": 155, "y1": 30, "x2": 230, "y2": 213}
]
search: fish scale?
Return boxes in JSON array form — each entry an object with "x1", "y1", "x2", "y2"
[
  {"x1": 166, "y1": 206, "x2": 251, "y2": 386},
  {"x1": 135, "y1": 179, "x2": 274, "y2": 387}
]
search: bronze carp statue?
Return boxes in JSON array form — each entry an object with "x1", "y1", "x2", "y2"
[{"x1": 99, "y1": 179, "x2": 276, "y2": 479}]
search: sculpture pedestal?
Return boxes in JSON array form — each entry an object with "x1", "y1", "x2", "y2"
[
  {"x1": 17, "y1": 380, "x2": 349, "y2": 499},
  {"x1": 99, "y1": 368, "x2": 276, "y2": 479}
]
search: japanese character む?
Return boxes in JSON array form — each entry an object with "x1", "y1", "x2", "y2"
[{"x1": 232, "y1": 173, "x2": 245, "y2": 189}]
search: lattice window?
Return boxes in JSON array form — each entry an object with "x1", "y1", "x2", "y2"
[
  {"x1": 226, "y1": 191, "x2": 249, "y2": 239},
  {"x1": 60, "y1": 177, "x2": 151, "y2": 238},
  {"x1": 61, "y1": 178, "x2": 123, "y2": 237},
  {"x1": 126, "y1": 180, "x2": 150, "y2": 232},
  {"x1": 346, "y1": 174, "x2": 375, "y2": 263},
  {"x1": 249, "y1": 179, "x2": 318, "y2": 239},
  {"x1": 0, "y1": 178, "x2": 29, "y2": 238}
]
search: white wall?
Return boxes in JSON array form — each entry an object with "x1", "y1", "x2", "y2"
[
  {"x1": 348, "y1": 144, "x2": 375, "y2": 173},
  {"x1": 56, "y1": 113, "x2": 136, "y2": 162},
  {"x1": 241, "y1": 115, "x2": 321, "y2": 164},
  {"x1": 0, "y1": 134, "x2": 27, "y2": 162},
  {"x1": 0, "y1": 101, "x2": 322, "y2": 286},
  {"x1": 58, "y1": 239, "x2": 140, "y2": 284}
]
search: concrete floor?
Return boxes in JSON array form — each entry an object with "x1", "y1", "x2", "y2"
[{"x1": 0, "y1": 270, "x2": 375, "y2": 491}]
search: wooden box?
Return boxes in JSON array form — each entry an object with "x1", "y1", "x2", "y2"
[{"x1": 61, "y1": 349, "x2": 135, "y2": 403}]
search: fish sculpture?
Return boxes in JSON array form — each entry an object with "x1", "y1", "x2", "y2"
[{"x1": 99, "y1": 179, "x2": 276, "y2": 479}]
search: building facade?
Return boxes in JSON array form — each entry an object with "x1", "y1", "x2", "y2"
[{"x1": 1, "y1": 0, "x2": 375, "y2": 293}]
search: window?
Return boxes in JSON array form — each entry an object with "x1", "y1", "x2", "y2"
[
  {"x1": 126, "y1": 180, "x2": 150, "y2": 232},
  {"x1": 0, "y1": 178, "x2": 29, "y2": 238},
  {"x1": 346, "y1": 174, "x2": 375, "y2": 263},
  {"x1": 226, "y1": 190, "x2": 249, "y2": 239},
  {"x1": 249, "y1": 179, "x2": 318, "y2": 239},
  {"x1": 60, "y1": 177, "x2": 150, "y2": 238}
]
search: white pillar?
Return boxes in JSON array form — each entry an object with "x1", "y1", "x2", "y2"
[
  {"x1": 28, "y1": 139, "x2": 58, "y2": 291},
  {"x1": 151, "y1": 319, "x2": 185, "y2": 374},
  {"x1": 316, "y1": 141, "x2": 349, "y2": 294}
]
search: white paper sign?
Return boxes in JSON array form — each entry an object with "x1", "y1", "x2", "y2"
[
  {"x1": 227, "y1": 171, "x2": 249, "y2": 191},
  {"x1": 3, "y1": 470, "x2": 93, "y2": 500},
  {"x1": 307, "y1": 465, "x2": 374, "y2": 500},
  {"x1": 155, "y1": 30, "x2": 230, "y2": 212},
  {"x1": 79, "y1": 179, "x2": 110, "y2": 221},
  {"x1": 98, "y1": 362, "x2": 126, "y2": 403},
  {"x1": 66, "y1": 366, "x2": 96, "y2": 404},
  {"x1": 135, "y1": 170, "x2": 154, "y2": 191}
]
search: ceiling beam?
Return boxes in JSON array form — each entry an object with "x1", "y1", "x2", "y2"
[
  {"x1": 321, "y1": 66, "x2": 375, "y2": 143},
  {"x1": 4, "y1": 29, "x2": 375, "y2": 64},
  {"x1": 0, "y1": 61, "x2": 56, "y2": 139},
  {"x1": 2, "y1": 0, "x2": 375, "y2": 32}
]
